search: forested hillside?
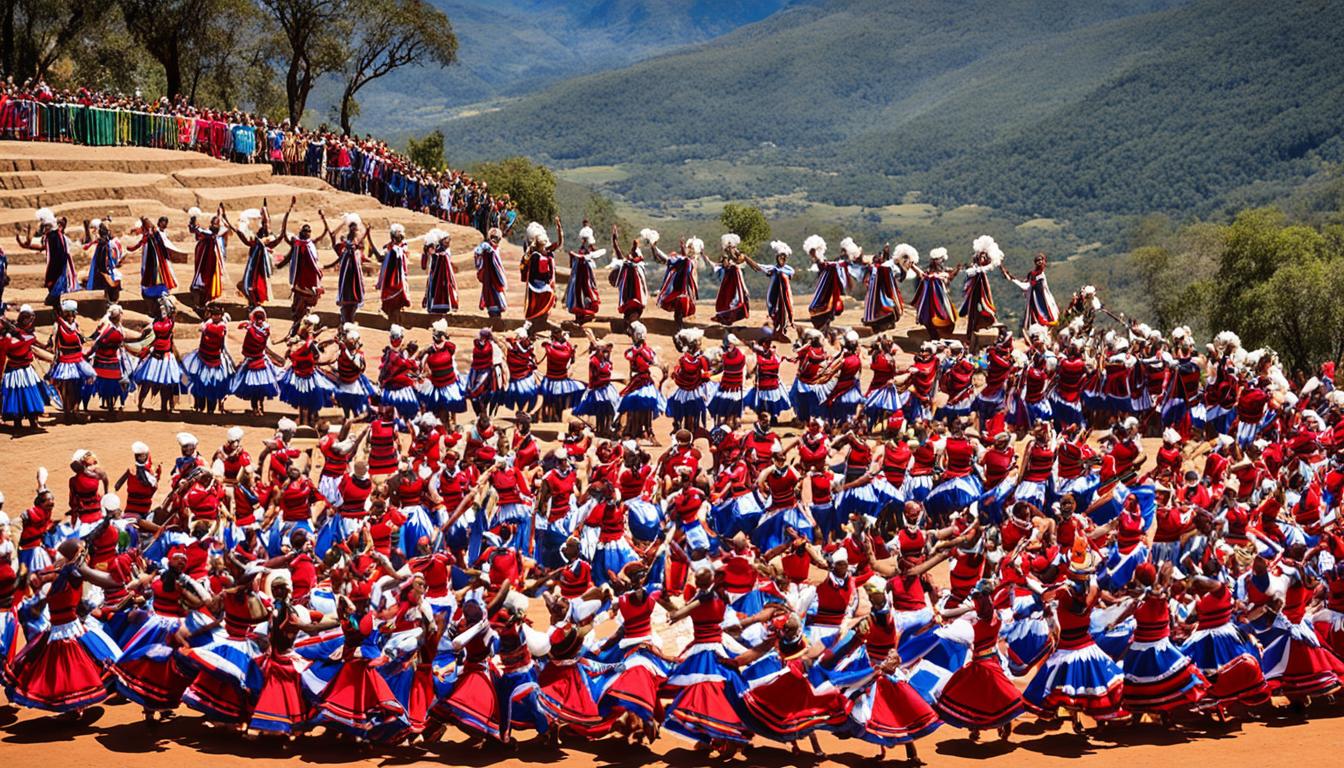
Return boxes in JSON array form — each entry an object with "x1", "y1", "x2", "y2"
[
  {"x1": 438, "y1": 0, "x2": 1344, "y2": 223},
  {"x1": 328, "y1": 0, "x2": 803, "y2": 133}
]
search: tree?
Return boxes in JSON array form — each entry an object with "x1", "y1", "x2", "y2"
[
  {"x1": 406, "y1": 129, "x2": 445, "y2": 171},
  {"x1": 471, "y1": 156, "x2": 557, "y2": 224},
  {"x1": 257, "y1": 0, "x2": 350, "y2": 125},
  {"x1": 336, "y1": 0, "x2": 455, "y2": 136},
  {"x1": 1211, "y1": 208, "x2": 1327, "y2": 350},
  {"x1": 119, "y1": 0, "x2": 271, "y2": 103},
  {"x1": 720, "y1": 203, "x2": 771, "y2": 253},
  {"x1": 2, "y1": 0, "x2": 114, "y2": 80}
]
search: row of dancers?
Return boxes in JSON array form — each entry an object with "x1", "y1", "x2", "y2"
[
  {"x1": 0, "y1": 278, "x2": 1321, "y2": 466},
  {"x1": 17, "y1": 204, "x2": 1069, "y2": 345}
]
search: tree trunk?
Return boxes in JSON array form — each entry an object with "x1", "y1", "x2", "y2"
[
  {"x1": 338, "y1": 80, "x2": 355, "y2": 136},
  {"x1": 165, "y1": 47, "x2": 182, "y2": 102},
  {"x1": 2, "y1": 0, "x2": 15, "y2": 78},
  {"x1": 294, "y1": 67, "x2": 314, "y2": 127},
  {"x1": 285, "y1": 56, "x2": 303, "y2": 124}
]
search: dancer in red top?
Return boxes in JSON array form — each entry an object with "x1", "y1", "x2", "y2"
[{"x1": 521, "y1": 218, "x2": 563, "y2": 323}]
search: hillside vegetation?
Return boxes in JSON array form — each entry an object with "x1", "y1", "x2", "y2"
[{"x1": 439, "y1": 0, "x2": 1344, "y2": 224}]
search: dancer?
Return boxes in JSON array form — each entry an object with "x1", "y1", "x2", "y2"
[
  {"x1": 230, "y1": 307, "x2": 282, "y2": 416},
  {"x1": 960, "y1": 236, "x2": 1001, "y2": 352},
  {"x1": 521, "y1": 218, "x2": 563, "y2": 324},
  {"x1": 47, "y1": 299, "x2": 92, "y2": 423},
  {"x1": 474, "y1": 226, "x2": 508, "y2": 319},
  {"x1": 574, "y1": 331, "x2": 619, "y2": 438},
  {"x1": 187, "y1": 205, "x2": 229, "y2": 316},
  {"x1": 326, "y1": 211, "x2": 371, "y2": 325},
  {"x1": 224, "y1": 202, "x2": 287, "y2": 309},
  {"x1": 81, "y1": 217, "x2": 123, "y2": 302},
  {"x1": 713, "y1": 234, "x2": 750, "y2": 325},
  {"x1": 274, "y1": 209, "x2": 328, "y2": 337},
  {"x1": 744, "y1": 240, "x2": 795, "y2": 339},
  {"x1": 565, "y1": 222, "x2": 604, "y2": 324},
  {"x1": 421, "y1": 228, "x2": 458, "y2": 315},
  {"x1": 538, "y1": 328, "x2": 583, "y2": 423},
  {"x1": 18, "y1": 208, "x2": 77, "y2": 309},
  {"x1": 130, "y1": 215, "x2": 181, "y2": 309},
  {"x1": 910, "y1": 247, "x2": 960, "y2": 340},
  {"x1": 0, "y1": 305, "x2": 52, "y2": 427},
  {"x1": 807, "y1": 235, "x2": 849, "y2": 330},
  {"x1": 1002, "y1": 251, "x2": 1060, "y2": 330},
  {"x1": 654, "y1": 234, "x2": 703, "y2": 324},
  {"x1": 618, "y1": 322, "x2": 661, "y2": 442},
  {"x1": 376, "y1": 223, "x2": 413, "y2": 327},
  {"x1": 860, "y1": 242, "x2": 906, "y2": 333},
  {"x1": 277, "y1": 314, "x2": 335, "y2": 425},
  {"x1": 608, "y1": 225, "x2": 649, "y2": 324}
]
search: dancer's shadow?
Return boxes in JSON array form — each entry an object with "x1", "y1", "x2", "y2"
[
  {"x1": 934, "y1": 737, "x2": 1019, "y2": 759},
  {"x1": 2, "y1": 706, "x2": 105, "y2": 744}
]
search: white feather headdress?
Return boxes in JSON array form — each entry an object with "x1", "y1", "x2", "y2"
[
  {"x1": 685, "y1": 237, "x2": 704, "y2": 256},
  {"x1": 720, "y1": 233, "x2": 741, "y2": 252},
  {"x1": 802, "y1": 235, "x2": 826, "y2": 257},
  {"x1": 972, "y1": 235, "x2": 1003, "y2": 268},
  {"x1": 578, "y1": 226, "x2": 595, "y2": 244},
  {"x1": 893, "y1": 243, "x2": 918, "y2": 264},
  {"x1": 639, "y1": 228, "x2": 660, "y2": 246},
  {"x1": 525, "y1": 221, "x2": 547, "y2": 244},
  {"x1": 839, "y1": 237, "x2": 860, "y2": 258},
  {"x1": 770, "y1": 240, "x2": 792, "y2": 257}
]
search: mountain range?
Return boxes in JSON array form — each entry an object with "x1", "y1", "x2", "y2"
[
  {"x1": 325, "y1": 0, "x2": 803, "y2": 131},
  {"x1": 432, "y1": 0, "x2": 1344, "y2": 225}
]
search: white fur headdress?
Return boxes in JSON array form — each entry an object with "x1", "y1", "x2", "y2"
[
  {"x1": 578, "y1": 226, "x2": 595, "y2": 244},
  {"x1": 525, "y1": 221, "x2": 547, "y2": 244},
  {"x1": 770, "y1": 240, "x2": 792, "y2": 257},
  {"x1": 685, "y1": 237, "x2": 704, "y2": 256},
  {"x1": 35, "y1": 207, "x2": 56, "y2": 227},
  {"x1": 389, "y1": 223, "x2": 406, "y2": 237},
  {"x1": 422, "y1": 228, "x2": 449, "y2": 246},
  {"x1": 929, "y1": 247, "x2": 949, "y2": 262},
  {"x1": 1213, "y1": 330, "x2": 1241, "y2": 352},
  {"x1": 629, "y1": 321, "x2": 647, "y2": 338},
  {"x1": 639, "y1": 228, "x2": 660, "y2": 246},
  {"x1": 893, "y1": 243, "x2": 918, "y2": 264},
  {"x1": 340, "y1": 212, "x2": 363, "y2": 229},
  {"x1": 1163, "y1": 428, "x2": 1181, "y2": 444},
  {"x1": 237, "y1": 208, "x2": 261, "y2": 237},
  {"x1": 839, "y1": 237, "x2": 860, "y2": 258},
  {"x1": 720, "y1": 233, "x2": 740, "y2": 252},
  {"x1": 676, "y1": 328, "x2": 704, "y2": 346},
  {"x1": 187, "y1": 206, "x2": 203, "y2": 219},
  {"x1": 972, "y1": 235, "x2": 1003, "y2": 268},
  {"x1": 802, "y1": 235, "x2": 826, "y2": 257}
]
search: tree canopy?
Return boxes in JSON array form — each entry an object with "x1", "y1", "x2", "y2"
[{"x1": 471, "y1": 156, "x2": 557, "y2": 224}]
